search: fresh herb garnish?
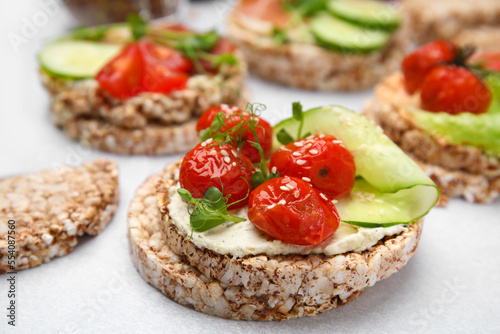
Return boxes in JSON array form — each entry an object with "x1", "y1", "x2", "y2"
[
  {"x1": 127, "y1": 13, "x2": 147, "y2": 41},
  {"x1": 277, "y1": 102, "x2": 310, "y2": 145},
  {"x1": 177, "y1": 187, "x2": 247, "y2": 232},
  {"x1": 272, "y1": 27, "x2": 288, "y2": 46},
  {"x1": 72, "y1": 25, "x2": 111, "y2": 41}
]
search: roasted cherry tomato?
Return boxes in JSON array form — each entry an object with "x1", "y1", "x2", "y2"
[
  {"x1": 471, "y1": 52, "x2": 500, "y2": 72},
  {"x1": 96, "y1": 40, "x2": 191, "y2": 99},
  {"x1": 248, "y1": 176, "x2": 340, "y2": 245},
  {"x1": 236, "y1": 0, "x2": 290, "y2": 28},
  {"x1": 402, "y1": 40, "x2": 457, "y2": 94},
  {"x1": 196, "y1": 106, "x2": 273, "y2": 163},
  {"x1": 270, "y1": 135, "x2": 356, "y2": 199},
  {"x1": 179, "y1": 142, "x2": 255, "y2": 209},
  {"x1": 420, "y1": 65, "x2": 492, "y2": 115}
]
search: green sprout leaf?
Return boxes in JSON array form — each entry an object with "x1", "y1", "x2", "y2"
[
  {"x1": 213, "y1": 53, "x2": 238, "y2": 67},
  {"x1": 72, "y1": 25, "x2": 110, "y2": 41},
  {"x1": 272, "y1": 27, "x2": 287, "y2": 45},
  {"x1": 127, "y1": 13, "x2": 147, "y2": 40},
  {"x1": 277, "y1": 128, "x2": 295, "y2": 145},
  {"x1": 177, "y1": 187, "x2": 246, "y2": 233}
]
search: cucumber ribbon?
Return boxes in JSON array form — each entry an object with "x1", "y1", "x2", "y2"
[{"x1": 273, "y1": 105, "x2": 439, "y2": 228}]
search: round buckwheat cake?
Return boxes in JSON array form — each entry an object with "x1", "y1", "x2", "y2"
[
  {"x1": 226, "y1": 5, "x2": 409, "y2": 91},
  {"x1": 41, "y1": 59, "x2": 248, "y2": 155},
  {"x1": 401, "y1": 0, "x2": 500, "y2": 45},
  {"x1": 0, "y1": 159, "x2": 119, "y2": 273},
  {"x1": 364, "y1": 73, "x2": 500, "y2": 204},
  {"x1": 128, "y1": 163, "x2": 423, "y2": 321}
]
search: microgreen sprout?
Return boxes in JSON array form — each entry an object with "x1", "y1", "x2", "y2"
[{"x1": 277, "y1": 102, "x2": 311, "y2": 145}]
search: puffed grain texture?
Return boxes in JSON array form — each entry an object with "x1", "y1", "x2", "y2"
[
  {"x1": 0, "y1": 159, "x2": 119, "y2": 273},
  {"x1": 130, "y1": 170, "x2": 415, "y2": 320}
]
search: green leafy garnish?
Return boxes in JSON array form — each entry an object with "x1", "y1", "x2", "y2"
[
  {"x1": 277, "y1": 102, "x2": 309, "y2": 145},
  {"x1": 177, "y1": 187, "x2": 246, "y2": 232},
  {"x1": 127, "y1": 13, "x2": 147, "y2": 41},
  {"x1": 72, "y1": 25, "x2": 111, "y2": 41},
  {"x1": 272, "y1": 27, "x2": 288, "y2": 45}
]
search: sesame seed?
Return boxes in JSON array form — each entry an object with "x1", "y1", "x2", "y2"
[
  {"x1": 280, "y1": 147, "x2": 291, "y2": 152},
  {"x1": 374, "y1": 199, "x2": 384, "y2": 203},
  {"x1": 304, "y1": 143, "x2": 312, "y2": 149},
  {"x1": 278, "y1": 199, "x2": 286, "y2": 205},
  {"x1": 302, "y1": 177, "x2": 311, "y2": 182},
  {"x1": 320, "y1": 193, "x2": 328, "y2": 201},
  {"x1": 333, "y1": 140, "x2": 342, "y2": 144},
  {"x1": 206, "y1": 138, "x2": 213, "y2": 144},
  {"x1": 224, "y1": 157, "x2": 231, "y2": 163},
  {"x1": 232, "y1": 162, "x2": 236, "y2": 167},
  {"x1": 296, "y1": 160, "x2": 306, "y2": 165},
  {"x1": 358, "y1": 144, "x2": 367, "y2": 150},
  {"x1": 201, "y1": 142, "x2": 207, "y2": 147},
  {"x1": 232, "y1": 150, "x2": 238, "y2": 158},
  {"x1": 221, "y1": 104, "x2": 229, "y2": 108},
  {"x1": 280, "y1": 186, "x2": 290, "y2": 191},
  {"x1": 294, "y1": 190, "x2": 300, "y2": 198},
  {"x1": 294, "y1": 141, "x2": 304, "y2": 147},
  {"x1": 392, "y1": 205, "x2": 400, "y2": 212},
  {"x1": 268, "y1": 203, "x2": 276, "y2": 210},
  {"x1": 271, "y1": 166, "x2": 277, "y2": 174},
  {"x1": 220, "y1": 149, "x2": 229, "y2": 156},
  {"x1": 209, "y1": 149, "x2": 217, "y2": 155},
  {"x1": 307, "y1": 135, "x2": 315, "y2": 139},
  {"x1": 292, "y1": 152, "x2": 301, "y2": 157},
  {"x1": 285, "y1": 184, "x2": 294, "y2": 190},
  {"x1": 331, "y1": 199, "x2": 338, "y2": 204},
  {"x1": 231, "y1": 106, "x2": 239, "y2": 112},
  {"x1": 319, "y1": 134, "x2": 325, "y2": 138},
  {"x1": 379, "y1": 208, "x2": 386, "y2": 215},
  {"x1": 309, "y1": 149, "x2": 318, "y2": 155}
]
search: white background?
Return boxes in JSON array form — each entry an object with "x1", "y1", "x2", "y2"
[{"x1": 0, "y1": 1, "x2": 499, "y2": 333}]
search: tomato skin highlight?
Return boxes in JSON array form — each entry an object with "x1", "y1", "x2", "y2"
[
  {"x1": 420, "y1": 65, "x2": 492, "y2": 115},
  {"x1": 248, "y1": 177, "x2": 340, "y2": 245},
  {"x1": 402, "y1": 39, "x2": 457, "y2": 94},
  {"x1": 179, "y1": 143, "x2": 255, "y2": 209},
  {"x1": 196, "y1": 105, "x2": 273, "y2": 163},
  {"x1": 270, "y1": 135, "x2": 356, "y2": 199},
  {"x1": 96, "y1": 40, "x2": 191, "y2": 99}
]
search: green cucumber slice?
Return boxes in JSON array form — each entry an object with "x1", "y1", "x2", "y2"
[
  {"x1": 327, "y1": 0, "x2": 400, "y2": 31},
  {"x1": 310, "y1": 14, "x2": 390, "y2": 53},
  {"x1": 38, "y1": 40, "x2": 122, "y2": 79},
  {"x1": 273, "y1": 105, "x2": 439, "y2": 227}
]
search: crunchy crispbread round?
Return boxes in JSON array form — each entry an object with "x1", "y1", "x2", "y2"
[
  {"x1": 0, "y1": 159, "x2": 119, "y2": 273},
  {"x1": 226, "y1": 12, "x2": 409, "y2": 91},
  {"x1": 155, "y1": 162, "x2": 423, "y2": 301},
  {"x1": 40, "y1": 53, "x2": 248, "y2": 155},
  {"x1": 401, "y1": 0, "x2": 500, "y2": 45},
  {"x1": 453, "y1": 26, "x2": 500, "y2": 52},
  {"x1": 364, "y1": 73, "x2": 500, "y2": 204},
  {"x1": 128, "y1": 170, "x2": 370, "y2": 321}
]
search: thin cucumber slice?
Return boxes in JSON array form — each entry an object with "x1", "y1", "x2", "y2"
[
  {"x1": 38, "y1": 40, "x2": 122, "y2": 79},
  {"x1": 327, "y1": 0, "x2": 400, "y2": 31},
  {"x1": 273, "y1": 105, "x2": 439, "y2": 227},
  {"x1": 310, "y1": 14, "x2": 390, "y2": 53}
]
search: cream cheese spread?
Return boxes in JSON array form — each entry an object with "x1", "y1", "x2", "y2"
[{"x1": 167, "y1": 182, "x2": 408, "y2": 258}]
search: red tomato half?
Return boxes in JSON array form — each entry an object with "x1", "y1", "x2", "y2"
[
  {"x1": 420, "y1": 65, "x2": 492, "y2": 115},
  {"x1": 96, "y1": 40, "x2": 192, "y2": 99},
  {"x1": 196, "y1": 105, "x2": 273, "y2": 163},
  {"x1": 95, "y1": 43, "x2": 145, "y2": 99},
  {"x1": 179, "y1": 142, "x2": 255, "y2": 209},
  {"x1": 402, "y1": 40, "x2": 457, "y2": 94},
  {"x1": 248, "y1": 176, "x2": 340, "y2": 245},
  {"x1": 270, "y1": 135, "x2": 356, "y2": 199}
]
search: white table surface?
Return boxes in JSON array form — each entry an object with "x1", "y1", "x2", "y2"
[{"x1": 1, "y1": 1, "x2": 499, "y2": 333}]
